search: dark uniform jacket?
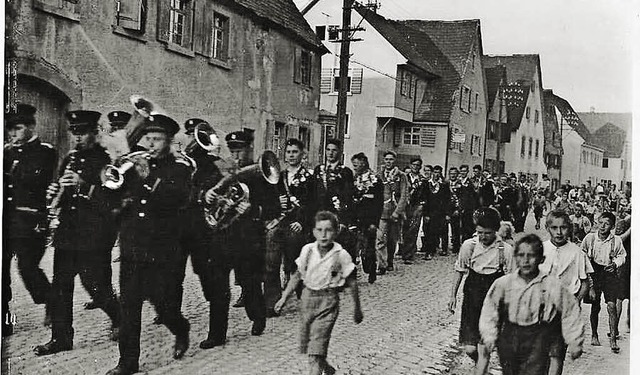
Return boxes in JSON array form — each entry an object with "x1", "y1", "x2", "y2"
[
  {"x1": 472, "y1": 177, "x2": 495, "y2": 207},
  {"x1": 54, "y1": 144, "x2": 119, "y2": 252},
  {"x1": 458, "y1": 177, "x2": 478, "y2": 213},
  {"x1": 312, "y1": 163, "x2": 354, "y2": 222},
  {"x1": 4, "y1": 138, "x2": 56, "y2": 238},
  {"x1": 119, "y1": 153, "x2": 191, "y2": 263},
  {"x1": 449, "y1": 178, "x2": 462, "y2": 215},
  {"x1": 186, "y1": 149, "x2": 222, "y2": 206},
  {"x1": 422, "y1": 179, "x2": 451, "y2": 217},
  {"x1": 277, "y1": 165, "x2": 314, "y2": 229},
  {"x1": 496, "y1": 185, "x2": 518, "y2": 220},
  {"x1": 351, "y1": 170, "x2": 383, "y2": 229}
]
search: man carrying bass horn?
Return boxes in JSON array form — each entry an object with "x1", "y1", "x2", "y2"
[
  {"x1": 35, "y1": 110, "x2": 121, "y2": 356},
  {"x1": 200, "y1": 130, "x2": 280, "y2": 349},
  {"x1": 105, "y1": 114, "x2": 191, "y2": 375}
]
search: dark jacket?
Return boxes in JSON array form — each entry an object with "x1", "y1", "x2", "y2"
[
  {"x1": 277, "y1": 166, "x2": 314, "y2": 229},
  {"x1": 4, "y1": 138, "x2": 56, "y2": 238},
  {"x1": 119, "y1": 153, "x2": 191, "y2": 263},
  {"x1": 312, "y1": 163, "x2": 354, "y2": 222},
  {"x1": 54, "y1": 144, "x2": 119, "y2": 252},
  {"x1": 422, "y1": 179, "x2": 451, "y2": 217},
  {"x1": 351, "y1": 170, "x2": 383, "y2": 229},
  {"x1": 458, "y1": 177, "x2": 478, "y2": 213}
]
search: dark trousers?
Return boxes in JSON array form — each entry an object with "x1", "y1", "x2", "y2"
[
  {"x1": 264, "y1": 226, "x2": 282, "y2": 310},
  {"x1": 497, "y1": 320, "x2": 558, "y2": 375},
  {"x1": 179, "y1": 209, "x2": 210, "y2": 307},
  {"x1": 513, "y1": 209, "x2": 527, "y2": 233},
  {"x1": 6, "y1": 237, "x2": 51, "y2": 305},
  {"x1": 422, "y1": 214, "x2": 448, "y2": 256},
  {"x1": 2, "y1": 244, "x2": 13, "y2": 336},
  {"x1": 460, "y1": 209, "x2": 475, "y2": 241},
  {"x1": 50, "y1": 248, "x2": 120, "y2": 341},
  {"x1": 450, "y1": 213, "x2": 461, "y2": 252},
  {"x1": 118, "y1": 261, "x2": 190, "y2": 368},
  {"x1": 401, "y1": 205, "x2": 422, "y2": 260},
  {"x1": 358, "y1": 225, "x2": 377, "y2": 276}
]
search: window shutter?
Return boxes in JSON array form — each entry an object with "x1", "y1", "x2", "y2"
[
  {"x1": 320, "y1": 68, "x2": 332, "y2": 93},
  {"x1": 117, "y1": 0, "x2": 143, "y2": 31},
  {"x1": 287, "y1": 123, "x2": 300, "y2": 140},
  {"x1": 182, "y1": 2, "x2": 194, "y2": 49},
  {"x1": 293, "y1": 48, "x2": 302, "y2": 83},
  {"x1": 351, "y1": 68, "x2": 363, "y2": 94},
  {"x1": 193, "y1": 0, "x2": 207, "y2": 54},
  {"x1": 157, "y1": 0, "x2": 170, "y2": 42},
  {"x1": 420, "y1": 126, "x2": 436, "y2": 148},
  {"x1": 393, "y1": 123, "x2": 402, "y2": 147}
]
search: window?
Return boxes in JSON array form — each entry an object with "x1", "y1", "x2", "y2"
[
  {"x1": 535, "y1": 110, "x2": 539, "y2": 124},
  {"x1": 333, "y1": 68, "x2": 351, "y2": 93},
  {"x1": 344, "y1": 113, "x2": 351, "y2": 138},
  {"x1": 299, "y1": 126, "x2": 310, "y2": 149},
  {"x1": 471, "y1": 53, "x2": 475, "y2": 70},
  {"x1": 327, "y1": 25, "x2": 340, "y2": 41},
  {"x1": 403, "y1": 126, "x2": 421, "y2": 145},
  {"x1": 321, "y1": 67, "x2": 362, "y2": 94},
  {"x1": 470, "y1": 135, "x2": 481, "y2": 156},
  {"x1": 488, "y1": 121, "x2": 496, "y2": 140},
  {"x1": 209, "y1": 13, "x2": 229, "y2": 61},
  {"x1": 34, "y1": 0, "x2": 80, "y2": 21},
  {"x1": 535, "y1": 139, "x2": 539, "y2": 158},
  {"x1": 450, "y1": 127, "x2": 465, "y2": 151},
  {"x1": 294, "y1": 49, "x2": 312, "y2": 86},
  {"x1": 528, "y1": 137, "x2": 533, "y2": 158},
  {"x1": 474, "y1": 93, "x2": 479, "y2": 111},
  {"x1": 273, "y1": 122, "x2": 286, "y2": 159},
  {"x1": 169, "y1": 0, "x2": 190, "y2": 45},
  {"x1": 400, "y1": 70, "x2": 412, "y2": 97},
  {"x1": 315, "y1": 25, "x2": 326, "y2": 40},
  {"x1": 460, "y1": 86, "x2": 471, "y2": 112},
  {"x1": 521, "y1": 136, "x2": 526, "y2": 158},
  {"x1": 525, "y1": 106, "x2": 531, "y2": 119},
  {"x1": 115, "y1": 0, "x2": 145, "y2": 32}
]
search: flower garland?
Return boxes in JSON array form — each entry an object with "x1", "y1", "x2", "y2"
[
  {"x1": 354, "y1": 169, "x2": 378, "y2": 192},
  {"x1": 380, "y1": 166, "x2": 401, "y2": 185}
]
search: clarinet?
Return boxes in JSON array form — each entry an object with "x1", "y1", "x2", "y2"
[{"x1": 47, "y1": 150, "x2": 79, "y2": 232}]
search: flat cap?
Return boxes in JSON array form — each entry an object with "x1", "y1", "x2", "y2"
[
  {"x1": 143, "y1": 114, "x2": 180, "y2": 137},
  {"x1": 107, "y1": 111, "x2": 131, "y2": 130},
  {"x1": 184, "y1": 118, "x2": 209, "y2": 134},
  {"x1": 5, "y1": 104, "x2": 37, "y2": 127},
  {"x1": 225, "y1": 130, "x2": 253, "y2": 148},
  {"x1": 66, "y1": 110, "x2": 102, "y2": 133}
]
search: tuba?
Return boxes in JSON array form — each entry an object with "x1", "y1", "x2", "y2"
[
  {"x1": 185, "y1": 122, "x2": 221, "y2": 156},
  {"x1": 101, "y1": 151, "x2": 153, "y2": 190},
  {"x1": 125, "y1": 95, "x2": 166, "y2": 150},
  {"x1": 204, "y1": 150, "x2": 280, "y2": 230}
]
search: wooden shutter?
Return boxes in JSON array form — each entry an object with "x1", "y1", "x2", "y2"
[
  {"x1": 117, "y1": 0, "x2": 143, "y2": 31},
  {"x1": 182, "y1": 2, "x2": 193, "y2": 49},
  {"x1": 351, "y1": 68, "x2": 363, "y2": 94},
  {"x1": 420, "y1": 126, "x2": 436, "y2": 148},
  {"x1": 393, "y1": 123, "x2": 402, "y2": 146},
  {"x1": 293, "y1": 48, "x2": 301, "y2": 83},
  {"x1": 157, "y1": 0, "x2": 170, "y2": 42},
  {"x1": 193, "y1": 0, "x2": 207, "y2": 54},
  {"x1": 320, "y1": 68, "x2": 332, "y2": 93}
]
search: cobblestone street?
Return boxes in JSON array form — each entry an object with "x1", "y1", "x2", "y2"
[{"x1": 1, "y1": 214, "x2": 630, "y2": 374}]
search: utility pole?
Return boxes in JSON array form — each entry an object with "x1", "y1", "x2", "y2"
[
  {"x1": 495, "y1": 85, "x2": 504, "y2": 174},
  {"x1": 334, "y1": 0, "x2": 363, "y2": 144}
]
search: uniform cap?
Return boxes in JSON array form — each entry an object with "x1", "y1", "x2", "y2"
[
  {"x1": 107, "y1": 111, "x2": 131, "y2": 130},
  {"x1": 184, "y1": 118, "x2": 208, "y2": 134},
  {"x1": 225, "y1": 131, "x2": 253, "y2": 148},
  {"x1": 5, "y1": 104, "x2": 37, "y2": 127},
  {"x1": 143, "y1": 114, "x2": 179, "y2": 137},
  {"x1": 66, "y1": 110, "x2": 102, "y2": 133}
]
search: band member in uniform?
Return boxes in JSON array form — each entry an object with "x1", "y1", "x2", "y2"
[
  {"x1": 471, "y1": 164, "x2": 495, "y2": 208},
  {"x1": 3, "y1": 104, "x2": 56, "y2": 336},
  {"x1": 270, "y1": 138, "x2": 313, "y2": 312},
  {"x1": 400, "y1": 157, "x2": 427, "y2": 263},
  {"x1": 312, "y1": 139, "x2": 355, "y2": 258},
  {"x1": 34, "y1": 111, "x2": 121, "y2": 355},
  {"x1": 200, "y1": 130, "x2": 277, "y2": 349},
  {"x1": 496, "y1": 174, "x2": 517, "y2": 222},
  {"x1": 513, "y1": 174, "x2": 530, "y2": 232},
  {"x1": 106, "y1": 114, "x2": 191, "y2": 375},
  {"x1": 351, "y1": 152, "x2": 383, "y2": 283},
  {"x1": 457, "y1": 165, "x2": 477, "y2": 242},
  {"x1": 421, "y1": 165, "x2": 451, "y2": 259},
  {"x1": 376, "y1": 151, "x2": 408, "y2": 274},
  {"x1": 448, "y1": 167, "x2": 462, "y2": 254},
  {"x1": 173, "y1": 119, "x2": 222, "y2": 323}
]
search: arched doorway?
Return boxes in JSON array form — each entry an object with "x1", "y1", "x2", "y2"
[{"x1": 16, "y1": 74, "x2": 72, "y2": 167}]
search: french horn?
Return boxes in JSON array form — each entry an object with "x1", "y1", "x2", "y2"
[{"x1": 185, "y1": 122, "x2": 221, "y2": 156}]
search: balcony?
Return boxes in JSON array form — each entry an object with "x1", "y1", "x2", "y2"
[{"x1": 376, "y1": 105, "x2": 412, "y2": 123}]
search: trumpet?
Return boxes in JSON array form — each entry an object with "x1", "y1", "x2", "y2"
[
  {"x1": 185, "y1": 122, "x2": 221, "y2": 156},
  {"x1": 101, "y1": 151, "x2": 152, "y2": 190}
]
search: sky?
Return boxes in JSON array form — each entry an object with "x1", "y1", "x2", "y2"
[{"x1": 295, "y1": 0, "x2": 637, "y2": 113}]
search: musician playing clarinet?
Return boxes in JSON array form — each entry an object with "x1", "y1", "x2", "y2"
[
  {"x1": 35, "y1": 110, "x2": 121, "y2": 356},
  {"x1": 106, "y1": 114, "x2": 191, "y2": 375}
]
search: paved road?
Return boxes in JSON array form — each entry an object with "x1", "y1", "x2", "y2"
[{"x1": 1, "y1": 212, "x2": 630, "y2": 374}]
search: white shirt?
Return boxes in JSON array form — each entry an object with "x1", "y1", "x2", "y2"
[
  {"x1": 296, "y1": 242, "x2": 355, "y2": 291},
  {"x1": 286, "y1": 165, "x2": 301, "y2": 185},
  {"x1": 454, "y1": 236, "x2": 515, "y2": 275},
  {"x1": 581, "y1": 232, "x2": 626, "y2": 268},
  {"x1": 540, "y1": 240, "x2": 593, "y2": 294}
]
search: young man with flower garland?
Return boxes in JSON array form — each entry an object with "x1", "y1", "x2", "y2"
[
  {"x1": 375, "y1": 151, "x2": 408, "y2": 274},
  {"x1": 269, "y1": 139, "x2": 314, "y2": 312},
  {"x1": 351, "y1": 153, "x2": 383, "y2": 283},
  {"x1": 312, "y1": 139, "x2": 356, "y2": 259},
  {"x1": 421, "y1": 165, "x2": 451, "y2": 259},
  {"x1": 448, "y1": 166, "x2": 462, "y2": 254},
  {"x1": 400, "y1": 157, "x2": 428, "y2": 263},
  {"x1": 458, "y1": 165, "x2": 479, "y2": 242}
]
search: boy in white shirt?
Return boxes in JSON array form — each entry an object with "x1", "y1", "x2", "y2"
[
  {"x1": 275, "y1": 211, "x2": 363, "y2": 375},
  {"x1": 581, "y1": 212, "x2": 626, "y2": 353},
  {"x1": 540, "y1": 210, "x2": 593, "y2": 375}
]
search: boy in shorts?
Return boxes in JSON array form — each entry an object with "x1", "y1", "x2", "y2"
[
  {"x1": 581, "y1": 211, "x2": 626, "y2": 353},
  {"x1": 275, "y1": 211, "x2": 363, "y2": 375},
  {"x1": 477, "y1": 234, "x2": 584, "y2": 375}
]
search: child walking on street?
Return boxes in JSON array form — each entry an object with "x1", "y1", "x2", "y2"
[
  {"x1": 581, "y1": 211, "x2": 627, "y2": 353},
  {"x1": 477, "y1": 234, "x2": 584, "y2": 375},
  {"x1": 275, "y1": 211, "x2": 363, "y2": 375}
]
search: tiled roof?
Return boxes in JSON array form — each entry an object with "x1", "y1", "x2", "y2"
[
  {"x1": 503, "y1": 81, "x2": 530, "y2": 130},
  {"x1": 576, "y1": 112, "x2": 632, "y2": 133},
  {"x1": 542, "y1": 90, "x2": 562, "y2": 154},
  {"x1": 485, "y1": 66, "x2": 506, "y2": 108},
  {"x1": 231, "y1": 0, "x2": 325, "y2": 51},
  {"x1": 483, "y1": 54, "x2": 541, "y2": 86},
  {"x1": 545, "y1": 92, "x2": 592, "y2": 143},
  {"x1": 589, "y1": 123, "x2": 627, "y2": 158}
]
